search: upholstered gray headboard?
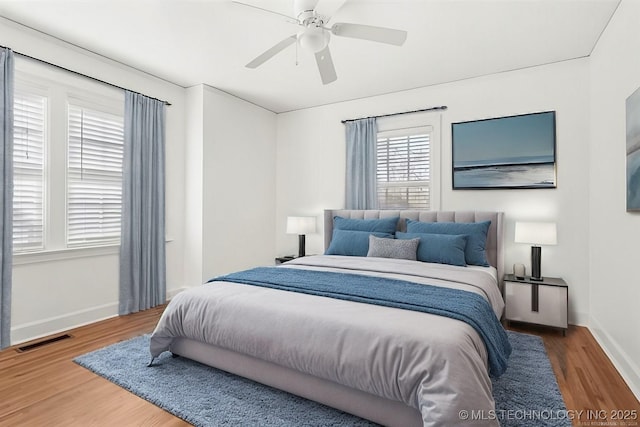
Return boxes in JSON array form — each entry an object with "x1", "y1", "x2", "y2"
[{"x1": 324, "y1": 209, "x2": 505, "y2": 285}]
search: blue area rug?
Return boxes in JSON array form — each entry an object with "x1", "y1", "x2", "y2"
[{"x1": 74, "y1": 330, "x2": 570, "y2": 427}]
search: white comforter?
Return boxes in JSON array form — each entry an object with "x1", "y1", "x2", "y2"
[{"x1": 150, "y1": 255, "x2": 505, "y2": 427}]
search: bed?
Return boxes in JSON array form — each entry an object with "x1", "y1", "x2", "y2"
[{"x1": 150, "y1": 209, "x2": 508, "y2": 427}]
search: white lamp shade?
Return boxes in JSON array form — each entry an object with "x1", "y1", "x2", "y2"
[
  {"x1": 514, "y1": 222, "x2": 557, "y2": 245},
  {"x1": 286, "y1": 216, "x2": 316, "y2": 235}
]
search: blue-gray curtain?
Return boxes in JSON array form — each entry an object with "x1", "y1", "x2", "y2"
[
  {"x1": 345, "y1": 117, "x2": 378, "y2": 209},
  {"x1": 119, "y1": 91, "x2": 166, "y2": 315},
  {"x1": 0, "y1": 48, "x2": 13, "y2": 349}
]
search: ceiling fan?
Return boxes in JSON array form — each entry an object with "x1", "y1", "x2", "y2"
[{"x1": 236, "y1": 0, "x2": 408, "y2": 85}]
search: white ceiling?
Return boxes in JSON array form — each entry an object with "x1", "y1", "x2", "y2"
[{"x1": 0, "y1": 0, "x2": 620, "y2": 113}]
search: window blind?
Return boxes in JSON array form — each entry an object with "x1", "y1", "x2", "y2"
[
  {"x1": 376, "y1": 131, "x2": 430, "y2": 209},
  {"x1": 67, "y1": 105, "x2": 124, "y2": 247},
  {"x1": 13, "y1": 89, "x2": 46, "y2": 252}
]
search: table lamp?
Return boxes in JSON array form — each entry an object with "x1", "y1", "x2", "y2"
[
  {"x1": 286, "y1": 216, "x2": 317, "y2": 257},
  {"x1": 514, "y1": 222, "x2": 557, "y2": 281}
]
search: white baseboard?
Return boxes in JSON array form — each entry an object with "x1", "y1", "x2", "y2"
[
  {"x1": 11, "y1": 302, "x2": 119, "y2": 345},
  {"x1": 11, "y1": 286, "x2": 190, "y2": 346},
  {"x1": 167, "y1": 287, "x2": 188, "y2": 300},
  {"x1": 569, "y1": 311, "x2": 589, "y2": 327},
  {"x1": 589, "y1": 316, "x2": 640, "y2": 400},
  {"x1": 569, "y1": 310, "x2": 589, "y2": 327}
]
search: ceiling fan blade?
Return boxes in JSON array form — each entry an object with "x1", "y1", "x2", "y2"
[
  {"x1": 231, "y1": 1, "x2": 297, "y2": 21},
  {"x1": 246, "y1": 35, "x2": 297, "y2": 69},
  {"x1": 315, "y1": 46, "x2": 337, "y2": 85},
  {"x1": 331, "y1": 23, "x2": 407, "y2": 46}
]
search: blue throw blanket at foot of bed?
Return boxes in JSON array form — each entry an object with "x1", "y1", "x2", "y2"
[{"x1": 211, "y1": 266, "x2": 512, "y2": 377}]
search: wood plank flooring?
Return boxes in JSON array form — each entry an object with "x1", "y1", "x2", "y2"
[
  {"x1": 508, "y1": 322, "x2": 640, "y2": 426},
  {"x1": 0, "y1": 306, "x2": 189, "y2": 427},
  {"x1": 0, "y1": 307, "x2": 638, "y2": 426}
]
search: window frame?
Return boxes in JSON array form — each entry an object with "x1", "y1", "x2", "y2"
[
  {"x1": 375, "y1": 113, "x2": 441, "y2": 211},
  {"x1": 12, "y1": 57, "x2": 125, "y2": 263},
  {"x1": 66, "y1": 96, "x2": 125, "y2": 248},
  {"x1": 376, "y1": 127, "x2": 432, "y2": 210},
  {"x1": 12, "y1": 78, "x2": 49, "y2": 253}
]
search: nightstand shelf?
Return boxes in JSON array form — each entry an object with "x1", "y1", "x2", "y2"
[{"x1": 504, "y1": 274, "x2": 568, "y2": 336}]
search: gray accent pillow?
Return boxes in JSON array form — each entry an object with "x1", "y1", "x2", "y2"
[{"x1": 366, "y1": 235, "x2": 419, "y2": 261}]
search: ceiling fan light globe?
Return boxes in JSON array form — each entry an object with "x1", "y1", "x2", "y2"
[{"x1": 300, "y1": 27, "x2": 330, "y2": 53}]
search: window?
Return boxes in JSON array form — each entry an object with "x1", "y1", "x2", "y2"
[
  {"x1": 12, "y1": 59, "x2": 124, "y2": 256},
  {"x1": 376, "y1": 126, "x2": 432, "y2": 209},
  {"x1": 13, "y1": 89, "x2": 46, "y2": 252},
  {"x1": 67, "y1": 104, "x2": 124, "y2": 247}
]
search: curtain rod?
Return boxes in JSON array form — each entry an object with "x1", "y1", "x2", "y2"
[
  {"x1": 3, "y1": 46, "x2": 172, "y2": 106},
  {"x1": 341, "y1": 105, "x2": 447, "y2": 124}
]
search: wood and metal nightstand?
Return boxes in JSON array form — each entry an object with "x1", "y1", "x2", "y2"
[
  {"x1": 275, "y1": 256, "x2": 297, "y2": 265},
  {"x1": 504, "y1": 274, "x2": 568, "y2": 336}
]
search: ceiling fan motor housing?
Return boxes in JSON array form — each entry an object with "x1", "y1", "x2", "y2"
[{"x1": 294, "y1": 0, "x2": 320, "y2": 22}]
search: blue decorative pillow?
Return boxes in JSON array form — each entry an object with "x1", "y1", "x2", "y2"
[
  {"x1": 367, "y1": 234, "x2": 419, "y2": 260},
  {"x1": 333, "y1": 216, "x2": 399, "y2": 234},
  {"x1": 325, "y1": 230, "x2": 393, "y2": 256},
  {"x1": 405, "y1": 219, "x2": 491, "y2": 267},
  {"x1": 396, "y1": 232, "x2": 468, "y2": 266}
]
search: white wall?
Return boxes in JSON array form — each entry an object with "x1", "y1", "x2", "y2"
[
  {"x1": 276, "y1": 59, "x2": 591, "y2": 326},
  {"x1": 588, "y1": 0, "x2": 640, "y2": 398},
  {"x1": 1, "y1": 17, "x2": 186, "y2": 343},
  {"x1": 183, "y1": 86, "x2": 204, "y2": 288},
  {"x1": 183, "y1": 84, "x2": 277, "y2": 284},
  {"x1": 202, "y1": 85, "x2": 277, "y2": 278}
]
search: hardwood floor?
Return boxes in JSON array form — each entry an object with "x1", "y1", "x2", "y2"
[
  {"x1": 1, "y1": 308, "x2": 638, "y2": 426},
  {"x1": 0, "y1": 306, "x2": 189, "y2": 427},
  {"x1": 507, "y1": 322, "x2": 640, "y2": 426}
]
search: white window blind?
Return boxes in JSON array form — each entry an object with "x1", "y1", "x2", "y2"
[
  {"x1": 376, "y1": 128, "x2": 431, "y2": 209},
  {"x1": 67, "y1": 104, "x2": 124, "y2": 247},
  {"x1": 13, "y1": 89, "x2": 46, "y2": 252}
]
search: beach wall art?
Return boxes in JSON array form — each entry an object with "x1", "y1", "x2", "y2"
[
  {"x1": 452, "y1": 111, "x2": 556, "y2": 189},
  {"x1": 626, "y1": 86, "x2": 640, "y2": 211}
]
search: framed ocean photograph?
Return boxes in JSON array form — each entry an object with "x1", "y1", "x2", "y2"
[
  {"x1": 452, "y1": 111, "x2": 557, "y2": 189},
  {"x1": 626, "y1": 86, "x2": 640, "y2": 211}
]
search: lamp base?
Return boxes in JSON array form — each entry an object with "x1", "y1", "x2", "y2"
[
  {"x1": 298, "y1": 234, "x2": 306, "y2": 258},
  {"x1": 531, "y1": 245, "x2": 542, "y2": 281}
]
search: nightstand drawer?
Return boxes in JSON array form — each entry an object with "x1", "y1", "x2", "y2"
[{"x1": 505, "y1": 281, "x2": 568, "y2": 328}]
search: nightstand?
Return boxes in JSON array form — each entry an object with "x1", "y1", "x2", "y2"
[
  {"x1": 275, "y1": 256, "x2": 296, "y2": 265},
  {"x1": 504, "y1": 274, "x2": 568, "y2": 336}
]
